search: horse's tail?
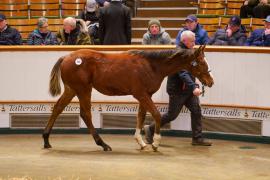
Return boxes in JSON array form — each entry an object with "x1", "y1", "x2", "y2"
[{"x1": 49, "y1": 57, "x2": 64, "y2": 97}]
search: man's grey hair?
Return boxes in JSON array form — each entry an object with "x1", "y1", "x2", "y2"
[
  {"x1": 180, "y1": 30, "x2": 195, "y2": 42},
  {"x1": 64, "y1": 17, "x2": 77, "y2": 28},
  {"x1": 37, "y1": 17, "x2": 48, "y2": 28}
]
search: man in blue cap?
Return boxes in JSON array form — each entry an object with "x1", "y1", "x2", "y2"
[
  {"x1": 0, "y1": 14, "x2": 22, "y2": 45},
  {"x1": 208, "y1": 15, "x2": 247, "y2": 46},
  {"x1": 175, "y1": 14, "x2": 209, "y2": 46},
  {"x1": 245, "y1": 15, "x2": 270, "y2": 46}
]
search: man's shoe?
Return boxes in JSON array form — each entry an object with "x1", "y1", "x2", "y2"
[
  {"x1": 192, "y1": 138, "x2": 212, "y2": 146},
  {"x1": 144, "y1": 125, "x2": 153, "y2": 144}
]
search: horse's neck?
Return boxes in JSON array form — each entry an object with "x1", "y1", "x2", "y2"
[{"x1": 154, "y1": 57, "x2": 192, "y2": 78}]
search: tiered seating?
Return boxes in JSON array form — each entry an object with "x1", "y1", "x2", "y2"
[
  {"x1": 8, "y1": 19, "x2": 36, "y2": 40},
  {"x1": 198, "y1": 17, "x2": 220, "y2": 36},
  {"x1": 1, "y1": 0, "x2": 268, "y2": 44},
  {"x1": 195, "y1": 0, "x2": 226, "y2": 16},
  {"x1": 47, "y1": 18, "x2": 63, "y2": 33},
  {"x1": 251, "y1": 18, "x2": 265, "y2": 31},
  {"x1": 226, "y1": 0, "x2": 245, "y2": 16},
  {"x1": 192, "y1": 0, "x2": 245, "y2": 16},
  {"x1": 29, "y1": 0, "x2": 60, "y2": 18},
  {"x1": 1, "y1": 0, "x2": 86, "y2": 19},
  {"x1": 61, "y1": 0, "x2": 86, "y2": 18},
  {"x1": 0, "y1": 0, "x2": 29, "y2": 19}
]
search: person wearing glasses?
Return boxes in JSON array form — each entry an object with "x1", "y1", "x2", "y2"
[{"x1": 27, "y1": 17, "x2": 58, "y2": 45}]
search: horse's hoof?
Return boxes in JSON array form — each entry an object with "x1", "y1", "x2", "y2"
[
  {"x1": 140, "y1": 145, "x2": 147, "y2": 150},
  {"x1": 152, "y1": 144, "x2": 158, "y2": 152},
  {"x1": 103, "y1": 145, "x2": 112, "y2": 151},
  {"x1": 44, "y1": 144, "x2": 52, "y2": 149}
]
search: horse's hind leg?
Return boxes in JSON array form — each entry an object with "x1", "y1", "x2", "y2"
[
  {"x1": 77, "y1": 88, "x2": 112, "y2": 151},
  {"x1": 134, "y1": 104, "x2": 147, "y2": 149},
  {"x1": 43, "y1": 86, "x2": 75, "y2": 148},
  {"x1": 136, "y1": 95, "x2": 161, "y2": 151}
]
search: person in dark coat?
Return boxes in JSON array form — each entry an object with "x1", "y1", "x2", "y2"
[
  {"x1": 0, "y1": 14, "x2": 22, "y2": 45},
  {"x1": 78, "y1": 0, "x2": 100, "y2": 44},
  {"x1": 144, "y1": 30, "x2": 212, "y2": 146},
  {"x1": 98, "y1": 0, "x2": 131, "y2": 45},
  {"x1": 245, "y1": 15, "x2": 270, "y2": 46},
  {"x1": 240, "y1": 0, "x2": 260, "y2": 18},
  {"x1": 253, "y1": 0, "x2": 270, "y2": 18},
  {"x1": 78, "y1": 0, "x2": 99, "y2": 25},
  {"x1": 96, "y1": 0, "x2": 110, "y2": 7},
  {"x1": 208, "y1": 16, "x2": 247, "y2": 46},
  {"x1": 27, "y1": 17, "x2": 58, "y2": 45},
  {"x1": 96, "y1": 0, "x2": 135, "y2": 16}
]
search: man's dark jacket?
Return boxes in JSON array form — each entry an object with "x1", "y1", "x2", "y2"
[
  {"x1": 98, "y1": 1, "x2": 131, "y2": 45},
  {"x1": 167, "y1": 43, "x2": 198, "y2": 95},
  {"x1": 245, "y1": 28, "x2": 270, "y2": 46},
  {"x1": 0, "y1": 25, "x2": 22, "y2": 45}
]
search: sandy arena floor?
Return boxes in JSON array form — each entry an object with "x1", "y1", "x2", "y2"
[{"x1": 0, "y1": 134, "x2": 269, "y2": 180}]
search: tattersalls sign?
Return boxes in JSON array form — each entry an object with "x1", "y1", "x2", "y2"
[
  {"x1": 1, "y1": 103, "x2": 270, "y2": 121},
  {"x1": 0, "y1": 102, "x2": 270, "y2": 136}
]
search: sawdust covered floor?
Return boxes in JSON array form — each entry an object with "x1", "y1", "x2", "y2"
[{"x1": 0, "y1": 134, "x2": 269, "y2": 180}]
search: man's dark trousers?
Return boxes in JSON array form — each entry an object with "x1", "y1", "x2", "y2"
[{"x1": 148, "y1": 93, "x2": 203, "y2": 139}]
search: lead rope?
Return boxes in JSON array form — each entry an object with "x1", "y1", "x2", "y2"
[{"x1": 202, "y1": 85, "x2": 205, "y2": 97}]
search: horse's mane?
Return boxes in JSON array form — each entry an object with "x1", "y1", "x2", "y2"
[{"x1": 128, "y1": 48, "x2": 191, "y2": 60}]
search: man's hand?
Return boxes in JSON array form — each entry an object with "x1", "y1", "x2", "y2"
[
  {"x1": 193, "y1": 88, "x2": 202, "y2": 96},
  {"x1": 265, "y1": 29, "x2": 270, "y2": 35},
  {"x1": 104, "y1": 1, "x2": 110, "y2": 7},
  {"x1": 226, "y1": 28, "x2": 233, "y2": 37}
]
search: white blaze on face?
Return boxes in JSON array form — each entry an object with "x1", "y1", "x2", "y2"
[
  {"x1": 204, "y1": 57, "x2": 213, "y2": 79},
  {"x1": 75, "y1": 58, "x2": 82, "y2": 65}
]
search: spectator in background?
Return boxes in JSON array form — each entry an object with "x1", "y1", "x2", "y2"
[
  {"x1": 96, "y1": 0, "x2": 135, "y2": 16},
  {"x1": 175, "y1": 15, "x2": 209, "y2": 46},
  {"x1": 142, "y1": 19, "x2": 172, "y2": 45},
  {"x1": 245, "y1": 15, "x2": 270, "y2": 46},
  {"x1": 96, "y1": 0, "x2": 110, "y2": 7},
  {"x1": 0, "y1": 14, "x2": 22, "y2": 45},
  {"x1": 78, "y1": 0, "x2": 100, "y2": 44},
  {"x1": 208, "y1": 16, "x2": 247, "y2": 46},
  {"x1": 56, "y1": 17, "x2": 91, "y2": 45},
  {"x1": 253, "y1": 0, "x2": 270, "y2": 18},
  {"x1": 99, "y1": 0, "x2": 131, "y2": 45},
  {"x1": 27, "y1": 17, "x2": 58, "y2": 45},
  {"x1": 78, "y1": 0, "x2": 99, "y2": 25},
  {"x1": 240, "y1": 0, "x2": 259, "y2": 18},
  {"x1": 144, "y1": 30, "x2": 212, "y2": 146}
]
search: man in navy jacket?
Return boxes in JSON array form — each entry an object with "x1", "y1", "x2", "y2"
[
  {"x1": 144, "y1": 30, "x2": 212, "y2": 146},
  {"x1": 0, "y1": 14, "x2": 22, "y2": 45},
  {"x1": 175, "y1": 15, "x2": 209, "y2": 46},
  {"x1": 245, "y1": 15, "x2": 270, "y2": 46}
]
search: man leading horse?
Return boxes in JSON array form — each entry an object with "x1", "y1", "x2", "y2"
[
  {"x1": 144, "y1": 30, "x2": 212, "y2": 146},
  {"x1": 43, "y1": 42, "x2": 214, "y2": 152}
]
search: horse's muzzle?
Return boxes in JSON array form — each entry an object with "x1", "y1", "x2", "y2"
[{"x1": 203, "y1": 80, "x2": 214, "y2": 87}]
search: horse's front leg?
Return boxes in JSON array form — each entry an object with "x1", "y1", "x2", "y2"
[
  {"x1": 43, "y1": 87, "x2": 75, "y2": 148},
  {"x1": 136, "y1": 95, "x2": 161, "y2": 151},
  {"x1": 77, "y1": 88, "x2": 112, "y2": 151},
  {"x1": 134, "y1": 104, "x2": 147, "y2": 150}
]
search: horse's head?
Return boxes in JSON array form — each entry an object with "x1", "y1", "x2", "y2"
[{"x1": 189, "y1": 45, "x2": 214, "y2": 87}]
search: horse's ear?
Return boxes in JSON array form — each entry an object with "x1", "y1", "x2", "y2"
[
  {"x1": 194, "y1": 45, "x2": 202, "y2": 57},
  {"x1": 201, "y1": 44, "x2": 206, "y2": 51}
]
